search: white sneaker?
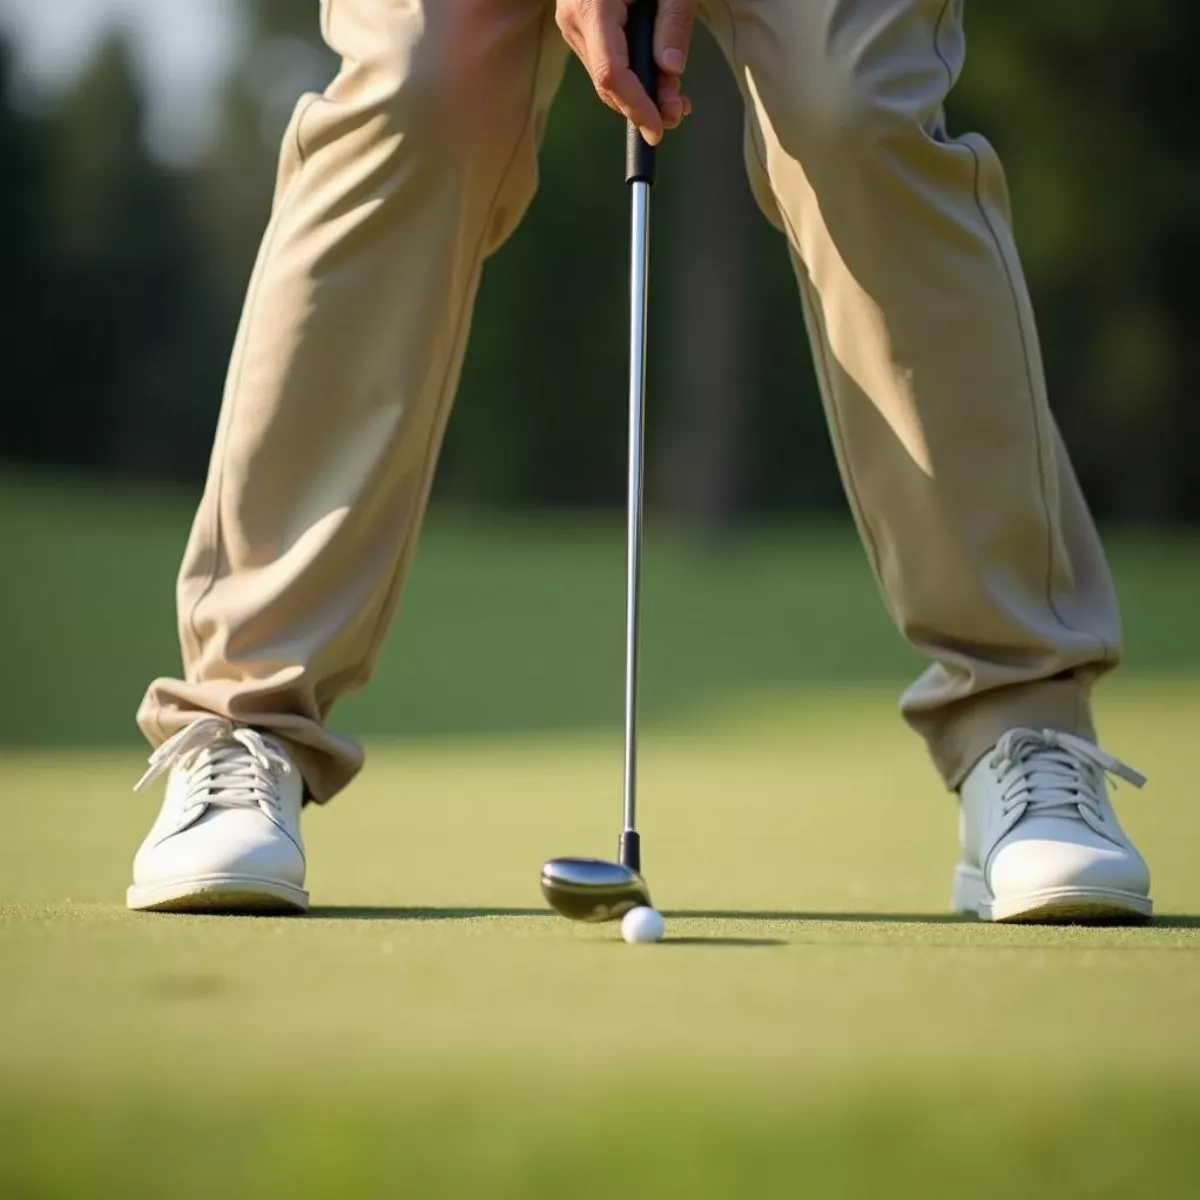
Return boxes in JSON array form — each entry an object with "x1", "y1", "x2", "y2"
[
  {"x1": 127, "y1": 716, "x2": 309, "y2": 914},
  {"x1": 953, "y1": 728, "x2": 1151, "y2": 923}
]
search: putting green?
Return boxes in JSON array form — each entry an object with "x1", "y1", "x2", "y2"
[
  {"x1": 4, "y1": 686, "x2": 1200, "y2": 1198},
  {"x1": 3, "y1": 474, "x2": 1200, "y2": 1196}
]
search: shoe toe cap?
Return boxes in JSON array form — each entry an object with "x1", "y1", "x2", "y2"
[
  {"x1": 133, "y1": 808, "x2": 306, "y2": 889},
  {"x1": 988, "y1": 822, "x2": 1150, "y2": 899}
]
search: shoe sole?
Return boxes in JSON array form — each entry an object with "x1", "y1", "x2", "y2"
[
  {"x1": 952, "y1": 864, "x2": 1152, "y2": 925},
  {"x1": 127, "y1": 875, "x2": 309, "y2": 915}
]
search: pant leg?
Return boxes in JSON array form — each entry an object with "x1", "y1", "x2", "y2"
[
  {"x1": 702, "y1": 0, "x2": 1121, "y2": 787},
  {"x1": 138, "y1": 0, "x2": 567, "y2": 801}
]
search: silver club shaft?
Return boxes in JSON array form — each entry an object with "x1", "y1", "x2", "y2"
[{"x1": 623, "y1": 180, "x2": 651, "y2": 839}]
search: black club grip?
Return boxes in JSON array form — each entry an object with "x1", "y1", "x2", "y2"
[{"x1": 624, "y1": 0, "x2": 658, "y2": 186}]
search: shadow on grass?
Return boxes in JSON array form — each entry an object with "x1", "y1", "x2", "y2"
[
  {"x1": 307, "y1": 906, "x2": 1200, "y2": 931},
  {"x1": 669, "y1": 910, "x2": 967, "y2": 924},
  {"x1": 308, "y1": 906, "x2": 550, "y2": 920},
  {"x1": 660, "y1": 936, "x2": 787, "y2": 947},
  {"x1": 308, "y1": 906, "x2": 966, "y2": 924}
]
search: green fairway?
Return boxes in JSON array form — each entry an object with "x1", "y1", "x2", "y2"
[{"x1": 3, "y1": 472, "x2": 1200, "y2": 1197}]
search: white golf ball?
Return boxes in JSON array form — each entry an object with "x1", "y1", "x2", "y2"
[{"x1": 621, "y1": 906, "x2": 665, "y2": 944}]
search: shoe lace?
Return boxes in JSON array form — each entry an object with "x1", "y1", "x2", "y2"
[
  {"x1": 988, "y1": 728, "x2": 1145, "y2": 820},
  {"x1": 134, "y1": 716, "x2": 293, "y2": 812}
]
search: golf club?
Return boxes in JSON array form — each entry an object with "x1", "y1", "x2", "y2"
[{"x1": 541, "y1": 0, "x2": 658, "y2": 923}]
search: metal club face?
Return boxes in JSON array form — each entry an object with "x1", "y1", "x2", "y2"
[{"x1": 540, "y1": 857, "x2": 651, "y2": 923}]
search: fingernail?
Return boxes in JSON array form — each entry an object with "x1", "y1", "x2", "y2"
[{"x1": 662, "y1": 48, "x2": 685, "y2": 73}]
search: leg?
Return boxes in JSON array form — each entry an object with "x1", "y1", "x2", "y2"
[
  {"x1": 702, "y1": 0, "x2": 1148, "y2": 922},
  {"x1": 702, "y1": 0, "x2": 1120, "y2": 788},
  {"x1": 138, "y1": 0, "x2": 567, "y2": 802}
]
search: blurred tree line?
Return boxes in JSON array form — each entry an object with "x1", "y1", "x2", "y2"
[{"x1": 0, "y1": 1, "x2": 1196, "y2": 523}]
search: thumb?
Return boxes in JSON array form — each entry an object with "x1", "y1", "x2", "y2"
[{"x1": 654, "y1": 0, "x2": 697, "y2": 76}]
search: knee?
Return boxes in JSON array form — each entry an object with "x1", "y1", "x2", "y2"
[
  {"x1": 350, "y1": 30, "x2": 482, "y2": 156},
  {"x1": 332, "y1": 11, "x2": 531, "y2": 165},
  {"x1": 766, "y1": 53, "x2": 948, "y2": 180},
  {"x1": 312, "y1": 4, "x2": 558, "y2": 250}
]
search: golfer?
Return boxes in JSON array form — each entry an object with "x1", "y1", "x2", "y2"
[{"x1": 127, "y1": 0, "x2": 1151, "y2": 923}]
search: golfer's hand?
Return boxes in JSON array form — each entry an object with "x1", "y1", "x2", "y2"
[{"x1": 555, "y1": 0, "x2": 696, "y2": 145}]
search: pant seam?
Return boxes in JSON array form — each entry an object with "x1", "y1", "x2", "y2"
[
  {"x1": 355, "y1": 9, "x2": 554, "y2": 672},
  {"x1": 929, "y1": 9, "x2": 1112, "y2": 669},
  {"x1": 713, "y1": 0, "x2": 887, "y2": 588}
]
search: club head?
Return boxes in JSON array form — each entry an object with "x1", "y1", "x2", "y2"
[{"x1": 540, "y1": 857, "x2": 651, "y2": 923}]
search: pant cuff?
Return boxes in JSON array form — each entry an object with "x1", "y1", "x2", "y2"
[
  {"x1": 911, "y1": 675, "x2": 1096, "y2": 791},
  {"x1": 137, "y1": 681, "x2": 364, "y2": 804}
]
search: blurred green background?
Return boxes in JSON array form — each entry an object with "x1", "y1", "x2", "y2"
[{"x1": 3, "y1": 0, "x2": 1199, "y2": 524}]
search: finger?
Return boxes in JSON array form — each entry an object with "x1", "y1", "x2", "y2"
[
  {"x1": 659, "y1": 73, "x2": 692, "y2": 119},
  {"x1": 659, "y1": 75, "x2": 684, "y2": 129},
  {"x1": 556, "y1": 16, "x2": 585, "y2": 70},
  {"x1": 654, "y1": 0, "x2": 697, "y2": 76},
  {"x1": 579, "y1": 9, "x2": 662, "y2": 141}
]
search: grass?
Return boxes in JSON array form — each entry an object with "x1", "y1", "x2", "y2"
[{"x1": 3, "y1": 469, "x2": 1200, "y2": 1197}]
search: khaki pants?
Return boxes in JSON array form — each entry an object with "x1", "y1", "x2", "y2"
[{"x1": 139, "y1": 0, "x2": 1121, "y2": 801}]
